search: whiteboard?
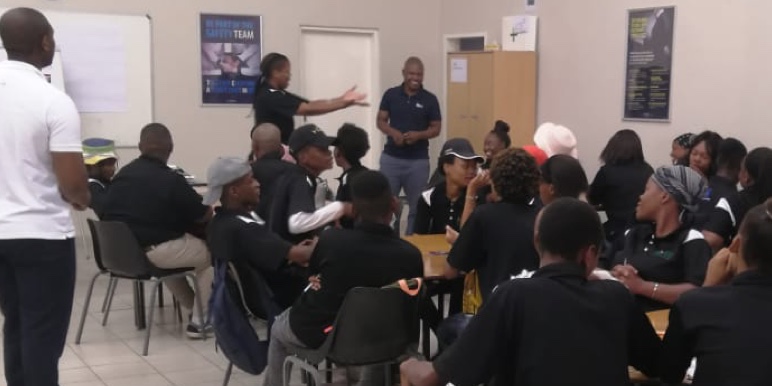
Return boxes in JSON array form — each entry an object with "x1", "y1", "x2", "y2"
[{"x1": 0, "y1": 9, "x2": 153, "y2": 146}]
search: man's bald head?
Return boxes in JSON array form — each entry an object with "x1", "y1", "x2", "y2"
[
  {"x1": 251, "y1": 123, "x2": 282, "y2": 160},
  {"x1": 138, "y1": 123, "x2": 174, "y2": 163},
  {"x1": 0, "y1": 8, "x2": 55, "y2": 68}
]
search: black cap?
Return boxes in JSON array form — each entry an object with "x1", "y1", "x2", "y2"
[
  {"x1": 288, "y1": 124, "x2": 337, "y2": 155},
  {"x1": 440, "y1": 138, "x2": 484, "y2": 163}
]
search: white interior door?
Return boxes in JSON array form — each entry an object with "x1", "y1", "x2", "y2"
[{"x1": 299, "y1": 27, "x2": 380, "y2": 193}]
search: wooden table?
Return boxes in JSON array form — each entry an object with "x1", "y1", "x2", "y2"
[{"x1": 403, "y1": 234, "x2": 450, "y2": 279}]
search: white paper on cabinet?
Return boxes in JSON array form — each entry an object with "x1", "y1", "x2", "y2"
[{"x1": 450, "y1": 58, "x2": 467, "y2": 83}]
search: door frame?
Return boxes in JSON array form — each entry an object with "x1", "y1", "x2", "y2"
[
  {"x1": 298, "y1": 26, "x2": 381, "y2": 161},
  {"x1": 441, "y1": 33, "x2": 487, "y2": 144}
]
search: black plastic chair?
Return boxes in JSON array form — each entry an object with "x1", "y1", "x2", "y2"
[
  {"x1": 282, "y1": 279, "x2": 423, "y2": 386},
  {"x1": 74, "y1": 220, "x2": 206, "y2": 355}
]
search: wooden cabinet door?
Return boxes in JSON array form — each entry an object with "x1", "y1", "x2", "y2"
[
  {"x1": 467, "y1": 53, "x2": 494, "y2": 153},
  {"x1": 447, "y1": 53, "x2": 471, "y2": 142}
]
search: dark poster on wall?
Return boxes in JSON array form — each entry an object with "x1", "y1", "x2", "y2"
[
  {"x1": 623, "y1": 7, "x2": 675, "y2": 121},
  {"x1": 200, "y1": 14, "x2": 262, "y2": 104}
]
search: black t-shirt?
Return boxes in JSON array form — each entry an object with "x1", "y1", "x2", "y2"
[
  {"x1": 103, "y1": 156, "x2": 208, "y2": 247},
  {"x1": 88, "y1": 179, "x2": 109, "y2": 218},
  {"x1": 268, "y1": 165, "x2": 320, "y2": 244},
  {"x1": 252, "y1": 151, "x2": 297, "y2": 220},
  {"x1": 206, "y1": 207, "x2": 306, "y2": 312},
  {"x1": 289, "y1": 222, "x2": 424, "y2": 348},
  {"x1": 588, "y1": 162, "x2": 653, "y2": 237},
  {"x1": 434, "y1": 262, "x2": 661, "y2": 386},
  {"x1": 692, "y1": 175, "x2": 738, "y2": 229},
  {"x1": 413, "y1": 183, "x2": 484, "y2": 235},
  {"x1": 613, "y1": 224, "x2": 712, "y2": 311},
  {"x1": 447, "y1": 201, "x2": 540, "y2": 301},
  {"x1": 662, "y1": 270, "x2": 772, "y2": 386},
  {"x1": 252, "y1": 85, "x2": 304, "y2": 144},
  {"x1": 379, "y1": 85, "x2": 441, "y2": 160},
  {"x1": 703, "y1": 186, "x2": 762, "y2": 247},
  {"x1": 335, "y1": 164, "x2": 368, "y2": 229}
]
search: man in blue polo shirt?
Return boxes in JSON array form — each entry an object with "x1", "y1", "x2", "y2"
[{"x1": 377, "y1": 57, "x2": 441, "y2": 234}]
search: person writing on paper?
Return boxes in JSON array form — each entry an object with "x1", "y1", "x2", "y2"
[
  {"x1": 0, "y1": 8, "x2": 91, "y2": 386},
  {"x1": 251, "y1": 52, "x2": 367, "y2": 144},
  {"x1": 661, "y1": 199, "x2": 772, "y2": 386},
  {"x1": 611, "y1": 165, "x2": 713, "y2": 311}
]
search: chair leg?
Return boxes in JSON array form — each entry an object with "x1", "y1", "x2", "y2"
[
  {"x1": 283, "y1": 357, "x2": 293, "y2": 386},
  {"x1": 222, "y1": 362, "x2": 233, "y2": 386},
  {"x1": 285, "y1": 357, "x2": 324, "y2": 386},
  {"x1": 326, "y1": 360, "x2": 333, "y2": 384},
  {"x1": 173, "y1": 296, "x2": 183, "y2": 323},
  {"x1": 188, "y1": 273, "x2": 208, "y2": 340},
  {"x1": 75, "y1": 271, "x2": 104, "y2": 344},
  {"x1": 157, "y1": 284, "x2": 164, "y2": 308},
  {"x1": 385, "y1": 363, "x2": 393, "y2": 386},
  {"x1": 101, "y1": 277, "x2": 116, "y2": 313},
  {"x1": 142, "y1": 279, "x2": 163, "y2": 356},
  {"x1": 102, "y1": 277, "x2": 119, "y2": 326}
]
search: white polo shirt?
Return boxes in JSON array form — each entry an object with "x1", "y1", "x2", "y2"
[{"x1": 0, "y1": 60, "x2": 82, "y2": 239}]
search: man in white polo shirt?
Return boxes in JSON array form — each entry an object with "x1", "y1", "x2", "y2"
[{"x1": 0, "y1": 8, "x2": 90, "y2": 386}]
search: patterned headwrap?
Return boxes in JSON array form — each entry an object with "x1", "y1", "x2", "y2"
[
  {"x1": 674, "y1": 133, "x2": 695, "y2": 148},
  {"x1": 652, "y1": 165, "x2": 707, "y2": 213}
]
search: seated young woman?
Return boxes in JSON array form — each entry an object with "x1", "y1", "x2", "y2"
[
  {"x1": 414, "y1": 138, "x2": 485, "y2": 234},
  {"x1": 611, "y1": 165, "x2": 713, "y2": 311},
  {"x1": 671, "y1": 133, "x2": 694, "y2": 166},
  {"x1": 589, "y1": 129, "x2": 654, "y2": 244},
  {"x1": 702, "y1": 146, "x2": 771, "y2": 250},
  {"x1": 687, "y1": 130, "x2": 724, "y2": 228},
  {"x1": 661, "y1": 198, "x2": 772, "y2": 386}
]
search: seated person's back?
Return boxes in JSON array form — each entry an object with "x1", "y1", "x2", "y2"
[
  {"x1": 263, "y1": 170, "x2": 423, "y2": 386},
  {"x1": 250, "y1": 123, "x2": 296, "y2": 220},
  {"x1": 103, "y1": 126, "x2": 209, "y2": 247},
  {"x1": 662, "y1": 198, "x2": 772, "y2": 386},
  {"x1": 401, "y1": 198, "x2": 661, "y2": 386},
  {"x1": 205, "y1": 157, "x2": 314, "y2": 313},
  {"x1": 447, "y1": 148, "x2": 541, "y2": 300}
]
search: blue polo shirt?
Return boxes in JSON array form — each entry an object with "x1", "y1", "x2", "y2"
[{"x1": 379, "y1": 84, "x2": 441, "y2": 159}]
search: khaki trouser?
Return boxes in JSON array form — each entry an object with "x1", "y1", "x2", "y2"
[{"x1": 146, "y1": 233, "x2": 212, "y2": 318}]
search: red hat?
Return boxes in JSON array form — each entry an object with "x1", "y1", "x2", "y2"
[{"x1": 523, "y1": 145, "x2": 548, "y2": 166}]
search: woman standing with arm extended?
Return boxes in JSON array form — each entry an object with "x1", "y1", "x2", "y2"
[{"x1": 251, "y1": 52, "x2": 367, "y2": 144}]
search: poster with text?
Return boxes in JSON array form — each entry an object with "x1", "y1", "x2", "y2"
[
  {"x1": 200, "y1": 14, "x2": 262, "y2": 104},
  {"x1": 623, "y1": 7, "x2": 674, "y2": 121}
]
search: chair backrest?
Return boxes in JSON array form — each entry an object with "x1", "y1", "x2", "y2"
[
  {"x1": 71, "y1": 208, "x2": 99, "y2": 260},
  {"x1": 325, "y1": 284, "x2": 421, "y2": 365},
  {"x1": 87, "y1": 219, "x2": 155, "y2": 278},
  {"x1": 225, "y1": 261, "x2": 281, "y2": 324}
]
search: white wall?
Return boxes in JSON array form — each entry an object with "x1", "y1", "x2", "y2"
[
  {"x1": 442, "y1": 0, "x2": 772, "y2": 179},
  {"x1": 2, "y1": 0, "x2": 442, "y2": 178}
]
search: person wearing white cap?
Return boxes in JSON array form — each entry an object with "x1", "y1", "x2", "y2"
[
  {"x1": 533, "y1": 122, "x2": 579, "y2": 159},
  {"x1": 204, "y1": 157, "x2": 315, "y2": 311}
]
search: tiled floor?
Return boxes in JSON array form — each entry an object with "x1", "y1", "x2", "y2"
[{"x1": 0, "y1": 251, "x2": 266, "y2": 386}]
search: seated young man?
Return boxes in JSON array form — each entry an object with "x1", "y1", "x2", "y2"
[
  {"x1": 103, "y1": 123, "x2": 213, "y2": 338},
  {"x1": 401, "y1": 198, "x2": 661, "y2": 386},
  {"x1": 263, "y1": 170, "x2": 424, "y2": 386},
  {"x1": 269, "y1": 124, "x2": 353, "y2": 243},
  {"x1": 250, "y1": 123, "x2": 297, "y2": 220},
  {"x1": 333, "y1": 123, "x2": 370, "y2": 229},
  {"x1": 661, "y1": 198, "x2": 772, "y2": 386},
  {"x1": 82, "y1": 137, "x2": 118, "y2": 218},
  {"x1": 205, "y1": 157, "x2": 316, "y2": 312}
]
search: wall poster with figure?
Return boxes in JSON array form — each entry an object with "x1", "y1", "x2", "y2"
[
  {"x1": 623, "y1": 7, "x2": 675, "y2": 121},
  {"x1": 200, "y1": 13, "x2": 262, "y2": 104}
]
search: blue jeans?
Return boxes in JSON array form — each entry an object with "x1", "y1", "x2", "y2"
[
  {"x1": 0, "y1": 238, "x2": 76, "y2": 386},
  {"x1": 379, "y1": 153, "x2": 430, "y2": 235}
]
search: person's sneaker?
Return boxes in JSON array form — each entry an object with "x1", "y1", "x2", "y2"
[{"x1": 186, "y1": 322, "x2": 213, "y2": 339}]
